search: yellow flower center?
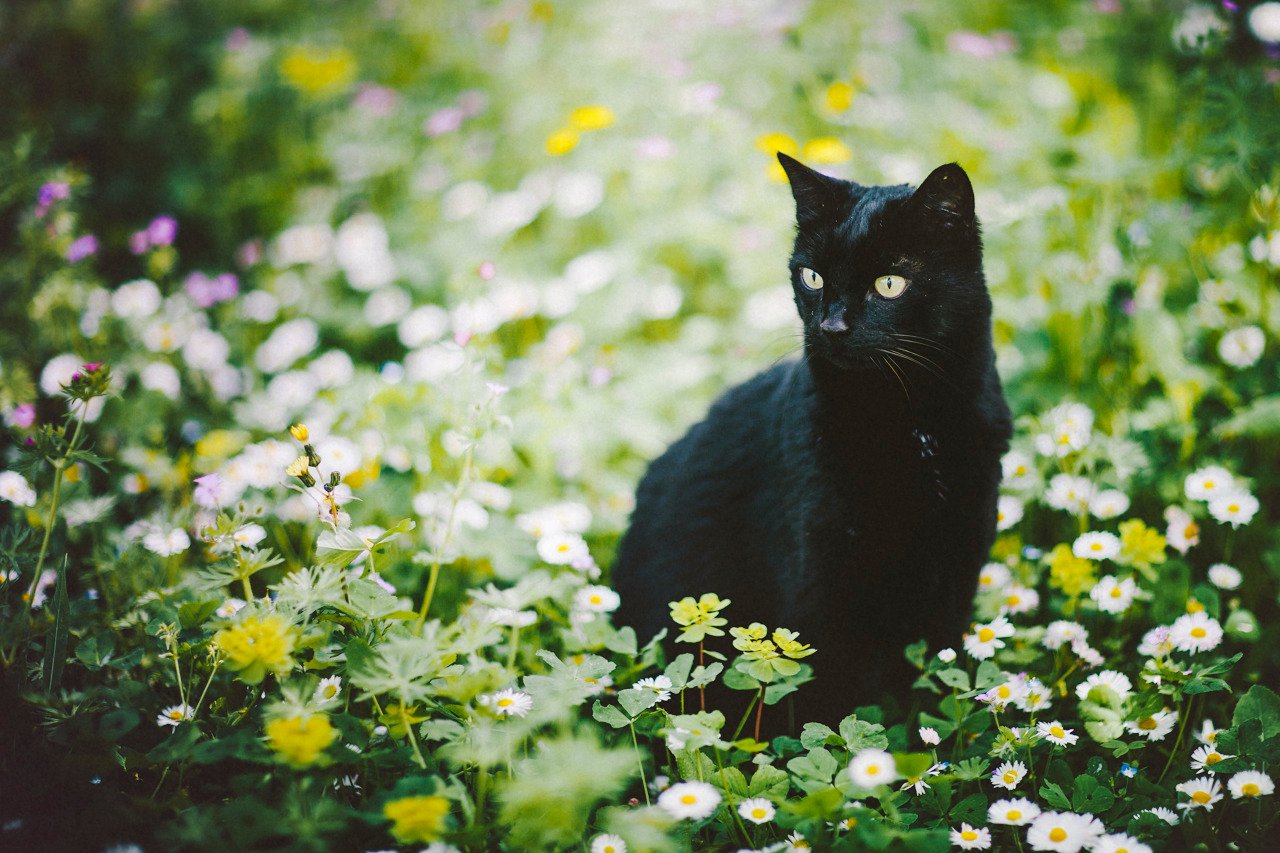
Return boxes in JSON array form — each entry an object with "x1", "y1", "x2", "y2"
[
  {"x1": 1049, "y1": 827, "x2": 1067, "y2": 842},
  {"x1": 1014, "y1": 465, "x2": 1027, "y2": 476},
  {"x1": 961, "y1": 830, "x2": 978, "y2": 841},
  {"x1": 1116, "y1": 848, "x2": 1129, "y2": 853},
  {"x1": 556, "y1": 543, "x2": 570, "y2": 553},
  {"x1": 323, "y1": 685, "x2": 337, "y2": 698},
  {"x1": 1187, "y1": 600, "x2": 1205, "y2": 614},
  {"x1": 497, "y1": 698, "x2": 513, "y2": 708},
  {"x1": 168, "y1": 710, "x2": 183, "y2": 720},
  {"x1": 1090, "y1": 542, "x2": 1103, "y2": 551},
  {"x1": 1204, "y1": 480, "x2": 1215, "y2": 490},
  {"x1": 1007, "y1": 810, "x2": 1021, "y2": 821},
  {"x1": 1242, "y1": 783, "x2": 1261, "y2": 797},
  {"x1": 1205, "y1": 753, "x2": 1222, "y2": 765},
  {"x1": 1050, "y1": 725, "x2": 1066, "y2": 738},
  {"x1": 1206, "y1": 731, "x2": 1218, "y2": 743},
  {"x1": 589, "y1": 595, "x2": 602, "y2": 604},
  {"x1": 978, "y1": 628, "x2": 995, "y2": 643},
  {"x1": 680, "y1": 794, "x2": 698, "y2": 805},
  {"x1": 1110, "y1": 586, "x2": 1123, "y2": 598},
  {"x1": 980, "y1": 575, "x2": 992, "y2": 586},
  {"x1": 604, "y1": 847, "x2": 616, "y2": 853},
  {"x1": 865, "y1": 764, "x2": 880, "y2": 775},
  {"x1": 751, "y1": 808, "x2": 767, "y2": 819},
  {"x1": 1184, "y1": 523, "x2": 1199, "y2": 538},
  {"x1": 1138, "y1": 717, "x2": 1158, "y2": 730},
  {"x1": 1227, "y1": 503, "x2": 1240, "y2": 513},
  {"x1": 997, "y1": 685, "x2": 1012, "y2": 698},
  {"x1": 1192, "y1": 791, "x2": 1211, "y2": 804},
  {"x1": 1003, "y1": 771, "x2": 1018, "y2": 784},
  {"x1": 1190, "y1": 627, "x2": 1207, "y2": 638},
  {"x1": 1006, "y1": 595, "x2": 1020, "y2": 606}
]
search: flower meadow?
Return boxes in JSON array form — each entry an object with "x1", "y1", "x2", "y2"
[{"x1": 3, "y1": 2, "x2": 1280, "y2": 851}]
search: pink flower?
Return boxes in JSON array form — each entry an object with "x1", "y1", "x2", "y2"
[
  {"x1": 193, "y1": 473, "x2": 225, "y2": 509},
  {"x1": 9, "y1": 403, "x2": 36, "y2": 428},
  {"x1": 66, "y1": 234, "x2": 99, "y2": 263},
  {"x1": 147, "y1": 216, "x2": 178, "y2": 247}
]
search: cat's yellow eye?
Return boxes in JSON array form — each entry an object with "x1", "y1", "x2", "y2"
[
  {"x1": 873, "y1": 274, "x2": 908, "y2": 299},
  {"x1": 799, "y1": 267, "x2": 824, "y2": 290}
]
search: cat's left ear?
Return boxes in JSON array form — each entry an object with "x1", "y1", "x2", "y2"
[{"x1": 908, "y1": 163, "x2": 976, "y2": 227}]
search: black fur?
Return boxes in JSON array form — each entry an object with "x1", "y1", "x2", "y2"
[{"x1": 612, "y1": 152, "x2": 1012, "y2": 725}]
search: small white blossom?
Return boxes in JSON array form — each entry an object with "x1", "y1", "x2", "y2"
[
  {"x1": 1207, "y1": 491, "x2": 1259, "y2": 527},
  {"x1": 0, "y1": 471, "x2": 37, "y2": 507},
  {"x1": 996, "y1": 495, "x2": 1023, "y2": 531},
  {"x1": 1089, "y1": 575, "x2": 1137, "y2": 614},
  {"x1": 1125, "y1": 709, "x2": 1177, "y2": 741},
  {"x1": 1176, "y1": 776, "x2": 1223, "y2": 812},
  {"x1": 1072, "y1": 531, "x2": 1120, "y2": 561},
  {"x1": 1185, "y1": 466, "x2": 1235, "y2": 502},
  {"x1": 1217, "y1": 325, "x2": 1265, "y2": 367},
  {"x1": 1088, "y1": 489, "x2": 1130, "y2": 520},
  {"x1": 1207, "y1": 563, "x2": 1242, "y2": 590},
  {"x1": 657, "y1": 780, "x2": 720, "y2": 820},
  {"x1": 964, "y1": 615, "x2": 1015, "y2": 660},
  {"x1": 1169, "y1": 612, "x2": 1223, "y2": 654},
  {"x1": 949, "y1": 823, "x2": 991, "y2": 850},
  {"x1": 737, "y1": 797, "x2": 776, "y2": 824},
  {"x1": 1164, "y1": 506, "x2": 1200, "y2": 554},
  {"x1": 1228, "y1": 770, "x2": 1275, "y2": 799},
  {"x1": 156, "y1": 703, "x2": 194, "y2": 727},
  {"x1": 991, "y1": 760, "x2": 1027, "y2": 790},
  {"x1": 848, "y1": 748, "x2": 898, "y2": 789},
  {"x1": 314, "y1": 675, "x2": 342, "y2": 707}
]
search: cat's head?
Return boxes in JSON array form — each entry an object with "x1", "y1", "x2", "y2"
[{"x1": 778, "y1": 152, "x2": 989, "y2": 376}]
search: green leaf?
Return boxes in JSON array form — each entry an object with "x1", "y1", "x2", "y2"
[
  {"x1": 1039, "y1": 780, "x2": 1072, "y2": 811},
  {"x1": 41, "y1": 556, "x2": 70, "y2": 695},
  {"x1": 749, "y1": 764, "x2": 791, "y2": 799},
  {"x1": 894, "y1": 752, "x2": 933, "y2": 781},
  {"x1": 974, "y1": 660, "x2": 1002, "y2": 690},
  {"x1": 723, "y1": 664, "x2": 761, "y2": 691},
  {"x1": 918, "y1": 711, "x2": 956, "y2": 740},
  {"x1": 1071, "y1": 773, "x2": 1115, "y2": 814},
  {"x1": 785, "y1": 785, "x2": 844, "y2": 819},
  {"x1": 716, "y1": 766, "x2": 748, "y2": 798},
  {"x1": 787, "y1": 747, "x2": 838, "y2": 791},
  {"x1": 591, "y1": 700, "x2": 633, "y2": 729},
  {"x1": 605, "y1": 626, "x2": 640, "y2": 657},
  {"x1": 936, "y1": 668, "x2": 970, "y2": 691},
  {"x1": 178, "y1": 599, "x2": 220, "y2": 630},
  {"x1": 664, "y1": 653, "x2": 694, "y2": 690},
  {"x1": 75, "y1": 632, "x2": 117, "y2": 670},
  {"x1": 950, "y1": 757, "x2": 990, "y2": 782},
  {"x1": 800, "y1": 722, "x2": 840, "y2": 750},
  {"x1": 904, "y1": 639, "x2": 928, "y2": 670},
  {"x1": 686, "y1": 662, "x2": 723, "y2": 689},
  {"x1": 1183, "y1": 676, "x2": 1230, "y2": 695},
  {"x1": 1233, "y1": 684, "x2": 1280, "y2": 739},
  {"x1": 617, "y1": 687, "x2": 660, "y2": 718},
  {"x1": 949, "y1": 792, "x2": 988, "y2": 825},
  {"x1": 840, "y1": 715, "x2": 889, "y2": 753}
]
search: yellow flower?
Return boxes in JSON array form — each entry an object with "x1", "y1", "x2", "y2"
[
  {"x1": 289, "y1": 423, "x2": 309, "y2": 442},
  {"x1": 669, "y1": 593, "x2": 732, "y2": 642},
  {"x1": 1047, "y1": 543, "x2": 1096, "y2": 596},
  {"x1": 384, "y1": 795, "x2": 451, "y2": 844},
  {"x1": 569, "y1": 104, "x2": 615, "y2": 131},
  {"x1": 545, "y1": 128, "x2": 579, "y2": 156},
  {"x1": 824, "y1": 81, "x2": 855, "y2": 112},
  {"x1": 213, "y1": 614, "x2": 297, "y2": 684},
  {"x1": 265, "y1": 714, "x2": 335, "y2": 767},
  {"x1": 772, "y1": 627, "x2": 816, "y2": 660},
  {"x1": 802, "y1": 137, "x2": 852, "y2": 165},
  {"x1": 380, "y1": 702, "x2": 429, "y2": 739},
  {"x1": 279, "y1": 46, "x2": 357, "y2": 95},
  {"x1": 1117, "y1": 519, "x2": 1167, "y2": 572},
  {"x1": 756, "y1": 132, "x2": 799, "y2": 183}
]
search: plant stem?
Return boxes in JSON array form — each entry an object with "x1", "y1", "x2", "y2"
[
  {"x1": 699, "y1": 641, "x2": 706, "y2": 712},
  {"x1": 753, "y1": 685, "x2": 765, "y2": 742},
  {"x1": 191, "y1": 658, "x2": 222, "y2": 719},
  {"x1": 629, "y1": 721, "x2": 651, "y2": 806},
  {"x1": 413, "y1": 445, "x2": 474, "y2": 634},
  {"x1": 507, "y1": 624, "x2": 521, "y2": 671},
  {"x1": 713, "y1": 745, "x2": 752, "y2": 847},
  {"x1": 1157, "y1": 696, "x2": 1195, "y2": 784},
  {"x1": 732, "y1": 690, "x2": 760, "y2": 741}
]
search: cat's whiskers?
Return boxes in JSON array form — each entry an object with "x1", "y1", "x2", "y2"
[
  {"x1": 876, "y1": 349, "x2": 913, "y2": 402},
  {"x1": 889, "y1": 333, "x2": 955, "y2": 356},
  {"x1": 884, "y1": 346, "x2": 956, "y2": 388}
]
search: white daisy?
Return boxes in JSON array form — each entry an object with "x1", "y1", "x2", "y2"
[
  {"x1": 1137, "y1": 625, "x2": 1173, "y2": 658},
  {"x1": 1164, "y1": 506, "x2": 1200, "y2": 554},
  {"x1": 1207, "y1": 563, "x2": 1242, "y2": 590},
  {"x1": 1088, "y1": 489, "x2": 1130, "y2": 520},
  {"x1": 980, "y1": 677, "x2": 1028, "y2": 711},
  {"x1": 1045, "y1": 474, "x2": 1094, "y2": 512},
  {"x1": 574, "y1": 585, "x2": 621, "y2": 613},
  {"x1": 1042, "y1": 620, "x2": 1087, "y2": 651},
  {"x1": 1190, "y1": 744, "x2": 1234, "y2": 772},
  {"x1": 1142, "y1": 806, "x2": 1179, "y2": 825},
  {"x1": 848, "y1": 748, "x2": 898, "y2": 789},
  {"x1": 1091, "y1": 833, "x2": 1152, "y2": 853},
  {"x1": 988, "y1": 797, "x2": 1040, "y2": 825},
  {"x1": 949, "y1": 823, "x2": 991, "y2": 850},
  {"x1": 1034, "y1": 402, "x2": 1094, "y2": 457},
  {"x1": 1070, "y1": 637, "x2": 1104, "y2": 667},
  {"x1": 314, "y1": 675, "x2": 342, "y2": 706},
  {"x1": 978, "y1": 562, "x2": 1012, "y2": 591},
  {"x1": 1185, "y1": 466, "x2": 1236, "y2": 501},
  {"x1": 1001, "y1": 450, "x2": 1036, "y2": 489},
  {"x1": 482, "y1": 688, "x2": 532, "y2": 717},
  {"x1": 1016, "y1": 678, "x2": 1053, "y2": 713},
  {"x1": 963, "y1": 615, "x2": 1015, "y2": 660},
  {"x1": 1218, "y1": 325, "x2": 1264, "y2": 367},
  {"x1": 1075, "y1": 670, "x2": 1133, "y2": 703},
  {"x1": 216, "y1": 598, "x2": 247, "y2": 618},
  {"x1": 1197, "y1": 719, "x2": 1222, "y2": 746},
  {"x1": 1072, "y1": 531, "x2": 1121, "y2": 561},
  {"x1": 1176, "y1": 776, "x2": 1223, "y2": 811},
  {"x1": 232, "y1": 523, "x2": 267, "y2": 548},
  {"x1": 633, "y1": 675, "x2": 674, "y2": 703},
  {"x1": 991, "y1": 760, "x2": 1027, "y2": 790},
  {"x1": 1227, "y1": 770, "x2": 1275, "y2": 799},
  {"x1": 1125, "y1": 709, "x2": 1176, "y2": 741},
  {"x1": 1000, "y1": 584, "x2": 1039, "y2": 615},
  {"x1": 142, "y1": 525, "x2": 191, "y2": 556},
  {"x1": 156, "y1": 703, "x2": 194, "y2": 727},
  {"x1": 1207, "y1": 491, "x2": 1259, "y2": 527},
  {"x1": 1025, "y1": 811, "x2": 1103, "y2": 852},
  {"x1": 1169, "y1": 612, "x2": 1224, "y2": 654},
  {"x1": 919, "y1": 726, "x2": 940, "y2": 746},
  {"x1": 657, "y1": 780, "x2": 720, "y2": 820},
  {"x1": 996, "y1": 495, "x2": 1024, "y2": 531},
  {"x1": 1089, "y1": 575, "x2": 1137, "y2": 614},
  {"x1": 590, "y1": 833, "x2": 627, "y2": 853},
  {"x1": 536, "y1": 531, "x2": 590, "y2": 565},
  {"x1": 737, "y1": 797, "x2": 776, "y2": 824},
  {"x1": 1036, "y1": 721, "x2": 1079, "y2": 747},
  {"x1": 782, "y1": 831, "x2": 810, "y2": 851},
  {"x1": 0, "y1": 471, "x2": 37, "y2": 507}
]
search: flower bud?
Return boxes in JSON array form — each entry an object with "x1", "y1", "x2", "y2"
[
  {"x1": 286, "y1": 456, "x2": 315, "y2": 487},
  {"x1": 290, "y1": 423, "x2": 309, "y2": 442}
]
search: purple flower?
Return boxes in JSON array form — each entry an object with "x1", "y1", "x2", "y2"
[
  {"x1": 8, "y1": 403, "x2": 36, "y2": 428},
  {"x1": 66, "y1": 234, "x2": 99, "y2": 263},
  {"x1": 236, "y1": 239, "x2": 263, "y2": 268},
  {"x1": 423, "y1": 106, "x2": 465, "y2": 137},
  {"x1": 36, "y1": 182, "x2": 70, "y2": 217},
  {"x1": 193, "y1": 473, "x2": 225, "y2": 508},
  {"x1": 225, "y1": 27, "x2": 251, "y2": 51},
  {"x1": 147, "y1": 216, "x2": 178, "y2": 247},
  {"x1": 82, "y1": 362, "x2": 103, "y2": 373},
  {"x1": 354, "y1": 84, "x2": 398, "y2": 116},
  {"x1": 184, "y1": 271, "x2": 240, "y2": 307},
  {"x1": 456, "y1": 90, "x2": 488, "y2": 118},
  {"x1": 129, "y1": 230, "x2": 150, "y2": 255}
]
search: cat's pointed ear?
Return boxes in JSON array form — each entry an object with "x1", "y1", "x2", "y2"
[
  {"x1": 778, "y1": 152, "x2": 850, "y2": 225},
  {"x1": 908, "y1": 163, "x2": 976, "y2": 227}
]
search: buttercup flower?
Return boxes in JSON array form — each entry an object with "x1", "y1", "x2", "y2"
[
  {"x1": 950, "y1": 822, "x2": 991, "y2": 849},
  {"x1": 669, "y1": 593, "x2": 731, "y2": 641},
  {"x1": 384, "y1": 795, "x2": 450, "y2": 844},
  {"x1": 848, "y1": 748, "x2": 898, "y2": 788},
  {"x1": 1227, "y1": 770, "x2": 1275, "y2": 799},
  {"x1": 988, "y1": 797, "x2": 1040, "y2": 825},
  {"x1": 214, "y1": 614, "x2": 298, "y2": 684},
  {"x1": 265, "y1": 714, "x2": 336, "y2": 767},
  {"x1": 737, "y1": 797, "x2": 776, "y2": 824},
  {"x1": 991, "y1": 760, "x2": 1027, "y2": 790},
  {"x1": 657, "y1": 780, "x2": 720, "y2": 820},
  {"x1": 1117, "y1": 519, "x2": 1166, "y2": 569},
  {"x1": 1175, "y1": 776, "x2": 1223, "y2": 811},
  {"x1": 1046, "y1": 545, "x2": 1096, "y2": 595},
  {"x1": 1169, "y1": 611, "x2": 1223, "y2": 654},
  {"x1": 1025, "y1": 810, "x2": 1103, "y2": 852}
]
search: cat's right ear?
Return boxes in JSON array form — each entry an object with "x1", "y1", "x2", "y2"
[{"x1": 777, "y1": 152, "x2": 849, "y2": 226}]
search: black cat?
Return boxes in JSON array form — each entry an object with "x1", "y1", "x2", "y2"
[{"x1": 611, "y1": 152, "x2": 1012, "y2": 726}]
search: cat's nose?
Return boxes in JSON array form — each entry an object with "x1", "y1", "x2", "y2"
[{"x1": 820, "y1": 313, "x2": 850, "y2": 335}]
